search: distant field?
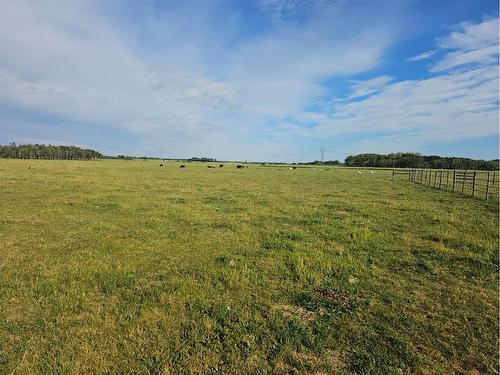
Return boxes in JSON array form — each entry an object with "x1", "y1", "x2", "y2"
[{"x1": 0, "y1": 159, "x2": 498, "y2": 374}]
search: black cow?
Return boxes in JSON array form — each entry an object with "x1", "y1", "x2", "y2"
[
  {"x1": 160, "y1": 164, "x2": 163, "y2": 167},
  {"x1": 236, "y1": 165, "x2": 244, "y2": 169},
  {"x1": 207, "y1": 165, "x2": 216, "y2": 168},
  {"x1": 219, "y1": 164, "x2": 224, "y2": 168},
  {"x1": 180, "y1": 165, "x2": 186, "y2": 168}
]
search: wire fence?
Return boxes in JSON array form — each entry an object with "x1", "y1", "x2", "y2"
[{"x1": 392, "y1": 168, "x2": 499, "y2": 200}]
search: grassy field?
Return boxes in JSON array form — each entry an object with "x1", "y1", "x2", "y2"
[{"x1": 0, "y1": 159, "x2": 498, "y2": 374}]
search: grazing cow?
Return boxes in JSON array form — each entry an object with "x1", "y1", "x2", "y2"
[
  {"x1": 219, "y1": 164, "x2": 224, "y2": 168},
  {"x1": 160, "y1": 164, "x2": 163, "y2": 167},
  {"x1": 236, "y1": 165, "x2": 244, "y2": 169},
  {"x1": 180, "y1": 165, "x2": 186, "y2": 168},
  {"x1": 207, "y1": 165, "x2": 216, "y2": 168},
  {"x1": 292, "y1": 166, "x2": 297, "y2": 169}
]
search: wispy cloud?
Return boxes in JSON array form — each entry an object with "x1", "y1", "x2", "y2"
[
  {"x1": 348, "y1": 75, "x2": 394, "y2": 98},
  {"x1": 0, "y1": 1, "x2": 497, "y2": 160},
  {"x1": 254, "y1": 0, "x2": 337, "y2": 23},
  {"x1": 407, "y1": 50, "x2": 436, "y2": 61},
  {"x1": 0, "y1": 1, "x2": 237, "y2": 137},
  {"x1": 287, "y1": 17, "x2": 499, "y2": 152},
  {"x1": 437, "y1": 18, "x2": 499, "y2": 50},
  {"x1": 0, "y1": 0, "x2": 400, "y2": 160},
  {"x1": 431, "y1": 17, "x2": 499, "y2": 72},
  {"x1": 322, "y1": 65, "x2": 499, "y2": 141}
]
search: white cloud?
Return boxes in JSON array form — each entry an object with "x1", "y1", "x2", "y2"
[
  {"x1": 286, "y1": 18, "x2": 499, "y2": 152},
  {"x1": 431, "y1": 44, "x2": 498, "y2": 72},
  {"x1": 330, "y1": 65, "x2": 497, "y2": 134},
  {"x1": 408, "y1": 18, "x2": 499, "y2": 71},
  {"x1": 431, "y1": 17, "x2": 499, "y2": 72},
  {"x1": 311, "y1": 64, "x2": 498, "y2": 148},
  {"x1": 0, "y1": 1, "x2": 495, "y2": 161},
  {"x1": 0, "y1": 1, "x2": 237, "y2": 137},
  {"x1": 0, "y1": 0, "x2": 398, "y2": 160},
  {"x1": 221, "y1": 2, "x2": 400, "y2": 122},
  {"x1": 437, "y1": 18, "x2": 499, "y2": 50},
  {"x1": 407, "y1": 50, "x2": 436, "y2": 61},
  {"x1": 348, "y1": 75, "x2": 393, "y2": 98}
]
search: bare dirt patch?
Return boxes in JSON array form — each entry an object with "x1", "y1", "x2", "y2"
[{"x1": 313, "y1": 288, "x2": 351, "y2": 306}]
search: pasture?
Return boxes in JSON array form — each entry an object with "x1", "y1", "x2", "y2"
[{"x1": 0, "y1": 159, "x2": 498, "y2": 374}]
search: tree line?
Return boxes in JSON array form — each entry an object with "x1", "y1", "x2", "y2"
[
  {"x1": 0, "y1": 143, "x2": 103, "y2": 160},
  {"x1": 189, "y1": 157, "x2": 217, "y2": 162},
  {"x1": 303, "y1": 160, "x2": 341, "y2": 165},
  {"x1": 344, "y1": 153, "x2": 499, "y2": 170}
]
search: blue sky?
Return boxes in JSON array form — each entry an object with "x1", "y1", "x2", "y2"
[{"x1": 0, "y1": 0, "x2": 498, "y2": 161}]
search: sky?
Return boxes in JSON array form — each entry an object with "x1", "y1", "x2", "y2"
[{"x1": 0, "y1": 0, "x2": 498, "y2": 162}]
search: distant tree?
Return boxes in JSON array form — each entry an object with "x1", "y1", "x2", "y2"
[
  {"x1": 189, "y1": 157, "x2": 216, "y2": 162},
  {"x1": 0, "y1": 144, "x2": 103, "y2": 160},
  {"x1": 303, "y1": 160, "x2": 341, "y2": 166},
  {"x1": 344, "y1": 152, "x2": 499, "y2": 170}
]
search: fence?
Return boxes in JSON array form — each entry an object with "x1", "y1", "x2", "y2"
[{"x1": 392, "y1": 168, "x2": 499, "y2": 199}]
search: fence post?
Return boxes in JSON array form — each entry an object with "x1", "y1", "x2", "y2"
[
  {"x1": 462, "y1": 170, "x2": 466, "y2": 194},
  {"x1": 472, "y1": 171, "x2": 476, "y2": 197},
  {"x1": 439, "y1": 170, "x2": 443, "y2": 189},
  {"x1": 392, "y1": 169, "x2": 395, "y2": 181},
  {"x1": 485, "y1": 172, "x2": 490, "y2": 199},
  {"x1": 452, "y1": 171, "x2": 456, "y2": 191}
]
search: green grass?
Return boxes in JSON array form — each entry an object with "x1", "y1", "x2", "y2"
[{"x1": 0, "y1": 159, "x2": 498, "y2": 374}]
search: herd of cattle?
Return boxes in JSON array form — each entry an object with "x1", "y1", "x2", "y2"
[
  {"x1": 159, "y1": 164, "x2": 248, "y2": 169},
  {"x1": 157, "y1": 164, "x2": 376, "y2": 173}
]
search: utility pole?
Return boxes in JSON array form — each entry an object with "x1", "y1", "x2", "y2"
[{"x1": 320, "y1": 147, "x2": 325, "y2": 162}]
